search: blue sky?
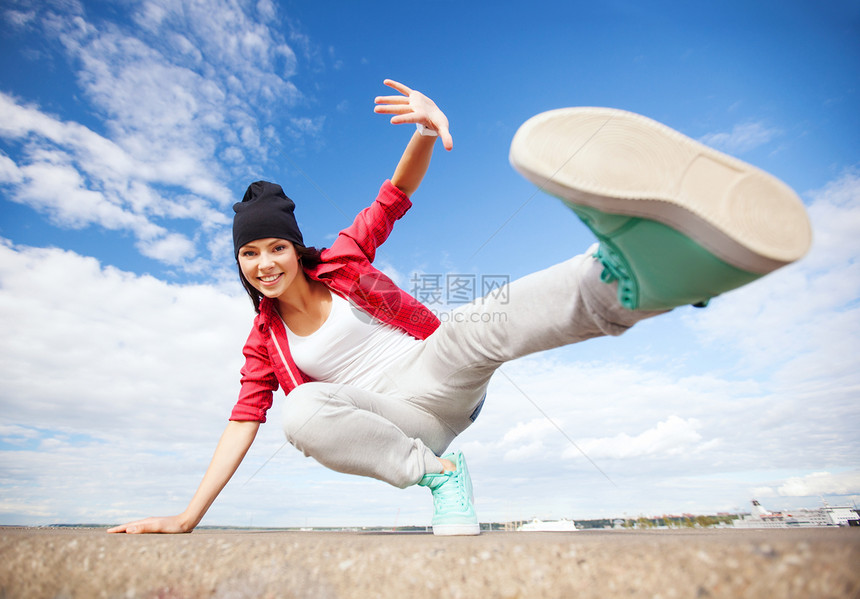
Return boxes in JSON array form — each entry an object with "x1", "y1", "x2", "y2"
[{"x1": 1, "y1": 0, "x2": 858, "y2": 527}]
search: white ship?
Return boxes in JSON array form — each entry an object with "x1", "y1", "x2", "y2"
[
  {"x1": 517, "y1": 518, "x2": 578, "y2": 532},
  {"x1": 733, "y1": 499, "x2": 859, "y2": 528}
]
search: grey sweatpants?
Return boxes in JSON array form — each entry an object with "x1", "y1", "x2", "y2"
[{"x1": 281, "y1": 249, "x2": 659, "y2": 488}]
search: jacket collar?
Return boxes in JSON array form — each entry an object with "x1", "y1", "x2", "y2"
[
  {"x1": 257, "y1": 297, "x2": 278, "y2": 332},
  {"x1": 307, "y1": 260, "x2": 342, "y2": 278},
  {"x1": 255, "y1": 264, "x2": 339, "y2": 331}
]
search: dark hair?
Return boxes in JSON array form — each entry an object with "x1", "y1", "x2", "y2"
[{"x1": 238, "y1": 243, "x2": 323, "y2": 313}]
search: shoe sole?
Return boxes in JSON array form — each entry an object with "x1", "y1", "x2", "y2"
[
  {"x1": 509, "y1": 107, "x2": 812, "y2": 274},
  {"x1": 432, "y1": 523, "x2": 481, "y2": 536}
]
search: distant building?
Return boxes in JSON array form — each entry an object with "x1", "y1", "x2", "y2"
[
  {"x1": 733, "y1": 499, "x2": 860, "y2": 528},
  {"x1": 517, "y1": 518, "x2": 578, "y2": 532}
]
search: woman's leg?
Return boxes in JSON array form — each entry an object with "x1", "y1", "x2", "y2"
[
  {"x1": 282, "y1": 382, "x2": 454, "y2": 488},
  {"x1": 386, "y1": 247, "x2": 664, "y2": 432}
]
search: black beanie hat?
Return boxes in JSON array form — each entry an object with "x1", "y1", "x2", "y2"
[{"x1": 233, "y1": 181, "x2": 304, "y2": 257}]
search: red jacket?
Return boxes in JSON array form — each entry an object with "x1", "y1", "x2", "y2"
[{"x1": 230, "y1": 180, "x2": 441, "y2": 422}]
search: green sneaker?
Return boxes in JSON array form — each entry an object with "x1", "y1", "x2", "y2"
[
  {"x1": 509, "y1": 107, "x2": 812, "y2": 310},
  {"x1": 417, "y1": 451, "x2": 480, "y2": 536}
]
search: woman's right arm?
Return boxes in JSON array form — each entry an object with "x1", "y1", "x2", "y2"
[{"x1": 107, "y1": 419, "x2": 260, "y2": 534}]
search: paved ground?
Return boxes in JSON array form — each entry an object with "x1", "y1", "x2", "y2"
[{"x1": 1, "y1": 527, "x2": 858, "y2": 598}]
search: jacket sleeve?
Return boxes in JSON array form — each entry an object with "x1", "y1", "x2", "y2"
[
  {"x1": 332, "y1": 180, "x2": 412, "y2": 263},
  {"x1": 230, "y1": 324, "x2": 279, "y2": 423}
]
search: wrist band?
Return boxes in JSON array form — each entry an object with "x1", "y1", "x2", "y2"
[{"x1": 416, "y1": 123, "x2": 438, "y2": 137}]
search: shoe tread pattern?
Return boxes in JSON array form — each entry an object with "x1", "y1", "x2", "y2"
[{"x1": 510, "y1": 107, "x2": 812, "y2": 274}]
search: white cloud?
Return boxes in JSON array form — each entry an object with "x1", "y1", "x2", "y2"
[
  {"x1": 502, "y1": 418, "x2": 559, "y2": 444},
  {"x1": 751, "y1": 486, "x2": 776, "y2": 498},
  {"x1": 4, "y1": 8, "x2": 36, "y2": 28},
  {"x1": 0, "y1": 0, "x2": 320, "y2": 274},
  {"x1": 289, "y1": 116, "x2": 326, "y2": 137},
  {"x1": 563, "y1": 415, "x2": 704, "y2": 460},
  {"x1": 17, "y1": 159, "x2": 157, "y2": 233},
  {"x1": 256, "y1": 0, "x2": 276, "y2": 21},
  {"x1": 0, "y1": 241, "x2": 249, "y2": 440},
  {"x1": 0, "y1": 424, "x2": 41, "y2": 444},
  {"x1": 777, "y1": 471, "x2": 860, "y2": 497},
  {"x1": 699, "y1": 121, "x2": 781, "y2": 154},
  {"x1": 0, "y1": 90, "x2": 229, "y2": 272},
  {"x1": 497, "y1": 419, "x2": 557, "y2": 462},
  {"x1": 460, "y1": 356, "x2": 819, "y2": 487},
  {"x1": 137, "y1": 231, "x2": 196, "y2": 264},
  {"x1": 0, "y1": 501, "x2": 56, "y2": 518},
  {"x1": 0, "y1": 151, "x2": 22, "y2": 183}
]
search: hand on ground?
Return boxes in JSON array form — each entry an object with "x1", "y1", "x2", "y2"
[{"x1": 107, "y1": 515, "x2": 191, "y2": 534}]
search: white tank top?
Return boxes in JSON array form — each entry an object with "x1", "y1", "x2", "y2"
[{"x1": 284, "y1": 292, "x2": 421, "y2": 390}]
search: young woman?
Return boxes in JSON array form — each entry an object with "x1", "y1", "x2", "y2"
[{"x1": 109, "y1": 80, "x2": 811, "y2": 536}]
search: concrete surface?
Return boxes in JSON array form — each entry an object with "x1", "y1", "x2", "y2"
[{"x1": 1, "y1": 527, "x2": 858, "y2": 598}]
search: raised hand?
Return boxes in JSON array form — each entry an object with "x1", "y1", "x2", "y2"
[{"x1": 374, "y1": 79, "x2": 453, "y2": 151}]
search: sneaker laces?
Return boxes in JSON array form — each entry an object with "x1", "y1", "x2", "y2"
[
  {"x1": 594, "y1": 243, "x2": 637, "y2": 310},
  {"x1": 596, "y1": 240, "x2": 711, "y2": 309},
  {"x1": 432, "y1": 470, "x2": 469, "y2": 514}
]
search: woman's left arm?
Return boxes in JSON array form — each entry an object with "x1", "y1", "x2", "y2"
[{"x1": 375, "y1": 79, "x2": 452, "y2": 197}]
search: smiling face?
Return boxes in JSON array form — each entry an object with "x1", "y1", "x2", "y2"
[{"x1": 237, "y1": 238, "x2": 302, "y2": 301}]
